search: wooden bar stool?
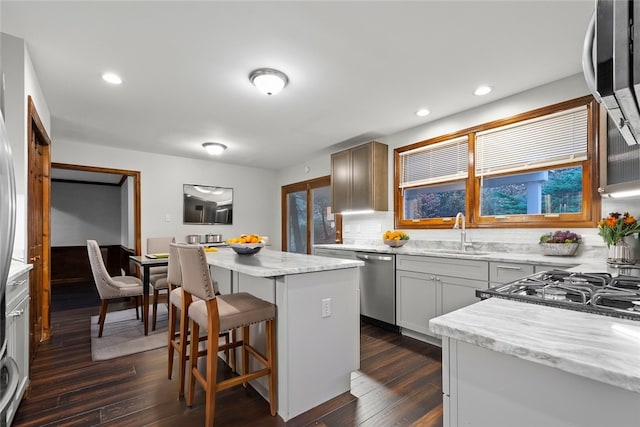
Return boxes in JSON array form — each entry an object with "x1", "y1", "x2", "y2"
[
  {"x1": 176, "y1": 244, "x2": 276, "y2": 426},
  {"x1": 167, "y1": 243, "x2": 233, "y2": 398}
]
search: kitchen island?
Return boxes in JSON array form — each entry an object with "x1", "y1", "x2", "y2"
[
  {"x1": 205, "y1": 247, "x2": 364, "y2": 422},
  {"x1": 430, "y1": 297, "x2": 640, "y2": 427}
]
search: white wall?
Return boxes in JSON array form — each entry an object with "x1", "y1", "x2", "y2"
[
  {"x1": 277, "y1": 73, "x2": 640, "y2": 249},
  {"x1": 1, "y1": 33, "x2": 50, "y2": 261},
  {"x1": 51, "y1": 140, "x2": 278, "y2": 253},
  {"x1": 51, "y1": 181, "x2": 121, "y2": 246}
]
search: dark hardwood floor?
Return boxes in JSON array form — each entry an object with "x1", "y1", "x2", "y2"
[{"x1": 14, "y1": 286, "x2": 444, "y2": 426}]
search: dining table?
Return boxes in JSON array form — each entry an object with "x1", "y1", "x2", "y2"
[{"x1": 129, "y1": 255, "x2": 169, "y2": 335}]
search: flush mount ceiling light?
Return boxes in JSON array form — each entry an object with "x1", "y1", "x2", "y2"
[
  {"x1": 249, "y1": 68, "x2": 289, "y2": 96},
  {"x1": 415, "y1": 108, "x2": 430, "y2": 117},
  {"x1": 202, "y1": 142, "x2": 227, "y2": 155},
  {"x1": 102, "y1": 72, "x2": 122, "y2": 85},
  {"x1": 474, "y1": 85, "x2": 492, "y2": 96}
]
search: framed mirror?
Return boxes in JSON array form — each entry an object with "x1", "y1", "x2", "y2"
[{"x1": 183, "y1": 184, "x2": 233, "y2": 225}]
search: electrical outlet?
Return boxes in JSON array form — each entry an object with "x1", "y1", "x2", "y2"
[{"x1": 321, "y1": 298, "x2": 331, "y2": 318}]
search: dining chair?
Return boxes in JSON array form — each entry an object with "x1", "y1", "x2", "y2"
[
  {"x1": 86, "y1": 240, "x2": 144, "y2": 337},
  {"x1": 167, "y1": 243, "x2": 232, "y2": 398},
  {"x1": 176, "y1": 243, "x2": 276, "y2": 426},
  {"x1": 147, "y1": 236, "x2": 175, "y2": 330}
]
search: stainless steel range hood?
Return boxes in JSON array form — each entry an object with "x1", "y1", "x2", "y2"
[{"x1": 583, "y1": 0, "x2": 640, "y2": 147}]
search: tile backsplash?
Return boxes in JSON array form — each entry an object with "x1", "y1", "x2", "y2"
[{"x1": 341, "y1": 197, "x2": 640, "y2": 259}]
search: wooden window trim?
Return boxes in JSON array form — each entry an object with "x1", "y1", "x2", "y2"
[
  {"x1": 281, "y1": 176, "x2": 342, "y2": 253},
  {"x1": 394, "y1": 95, "x2": 601, "y2": 229}
]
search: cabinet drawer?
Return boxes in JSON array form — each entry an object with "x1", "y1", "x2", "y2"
[
  {"x1": 534, "y1": 263, "x2": 573, "y2": 273},
  {"x1": 489, "y1": 262, "x2": 534, "y2": 284},
  {"x1": 397, "y1": 255, "x2": 488, "y2": 281},
  {"x1": 7, "y1": 273, "x2": 29, "y2": 310}
]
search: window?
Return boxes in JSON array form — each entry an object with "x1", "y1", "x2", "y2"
[
  {"x1": 395, "y1": 96, "x2": 600, "y2": 229},
  {"x1": 399, "y1": 136, "x2": 468, "y2": 220}
]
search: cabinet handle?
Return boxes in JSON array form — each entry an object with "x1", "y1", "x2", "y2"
[
  {"x1": 429, "y1": 276, "x2": 435, "y2": 280},
  {"x1": 496, "y1": 265, "x2": 522, "y2": 271},
  {"x1": 9, "y1": 280, "x2": 26, "y2": 287},
  {"x1": 8, "y1": 309, "x2": 24, "y2": 317}
]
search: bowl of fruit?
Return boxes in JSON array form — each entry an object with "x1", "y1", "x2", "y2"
[
  {"x1": 226, "y1": 234, "x2": 265, "y2": 255},
  {"x1": 383, "y1": 230, "x2": 410, "y2": 248}
]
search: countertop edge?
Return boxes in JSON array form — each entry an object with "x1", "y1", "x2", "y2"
[
  {"x1": 206, "y1": 249, "x2": 364, "y2": 277},
  {"x1": 314, "y1": 243, "x2": 598, "y2": 270},
  {"x1": 8, "y1": 261, "x2": 33, "y2": 283}
]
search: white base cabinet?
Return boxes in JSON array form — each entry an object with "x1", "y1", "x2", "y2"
[{"x1": 6, "y1": 270, "x2": 30, "y2": 427}]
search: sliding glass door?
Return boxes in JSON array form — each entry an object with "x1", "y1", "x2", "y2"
[{"x1": 282, "y1": 176, "x2": 341, "y2": 254}]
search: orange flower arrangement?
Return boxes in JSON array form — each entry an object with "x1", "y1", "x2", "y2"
[{"x1": 597, "y1": 212, "x2": 640, "y2": 247}]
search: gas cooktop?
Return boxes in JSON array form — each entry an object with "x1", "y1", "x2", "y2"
[{"x1": 477, "y1": 270, "x2": 640, "y2": 321}]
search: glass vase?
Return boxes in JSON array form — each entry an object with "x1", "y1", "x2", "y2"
[{"x1": 607, "y1": 240, "x2": 634, "y2": 265}]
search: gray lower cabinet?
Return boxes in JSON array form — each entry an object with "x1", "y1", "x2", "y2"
[
  {"x1": 6, "y1": 271, "x2": 29, "y2": 426},
  {"x1": 396, "y1": 255, "x2": 489, "y2": 342},
  {"x1": 442, "y1": 337, "x2": 640, "y2": 427}
]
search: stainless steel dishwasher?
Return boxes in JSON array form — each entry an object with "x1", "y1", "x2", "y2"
[{"x1": 355, "y1": 252, "x2": 396, "y2": 328}]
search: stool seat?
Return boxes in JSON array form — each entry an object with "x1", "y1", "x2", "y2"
[{"x1": 188, "y1": 292, "x2": 275, "y2": 333}]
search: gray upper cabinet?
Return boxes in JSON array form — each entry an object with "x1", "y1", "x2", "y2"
[{"x1": 331, "y1": 141, "x2": 388, "y2": 213}]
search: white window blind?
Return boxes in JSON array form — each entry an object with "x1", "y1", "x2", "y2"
[
  {"x1": 475, "y1": 105, "x2": 588, "y2": 177},
  {"x1": 399, "y1": 136, "x2": 468, "y2": 188}
]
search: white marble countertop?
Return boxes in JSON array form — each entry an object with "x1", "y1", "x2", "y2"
[
  {"x1": 205, "y1": 247, "x2": 364, "y2": 277},
  {"x1": 8, "y1": 260, "x2": 32, "y2": 283},
  {"x1": 314, "y1": 243, "x2": 608, "y2": 271},
  {"x1": 430, "y1": 297, "x2": 640, "y2": 393}
]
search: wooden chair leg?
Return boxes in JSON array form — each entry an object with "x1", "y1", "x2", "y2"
[
  {"x1": 186, "y1": 320, "x2": 199, "y2": 407},
  {"x1": 98, "y1": 299, "x2": 109, "y2": 338},
  {"x1": 152, "y1": 288, "x2": 159, "y2": 331},
  {"x1": 267, "y1": 319, "x2": 277, "y2": 416},
  {"x1": 230, "y1": 329, "x2": 237, "y2": 373},
  {"x1": 168, "y1": 302, "x2": 177, "y2": 380},
  {"x1": 242, "y1": 325, "x2": 249, "y2": 388},
  {"x1": 205, "y1": 323, "x2": 220, "y2": 427},
  {"x1": 178, "y1": 304, "x2": 191, "y2": 397}
]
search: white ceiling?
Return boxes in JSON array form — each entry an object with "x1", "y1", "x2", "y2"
[{"x1": 2, "y1": 0, "x2": 595, "y2": 171}]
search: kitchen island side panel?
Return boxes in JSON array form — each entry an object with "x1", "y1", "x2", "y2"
[
  {"x1": 277, "y1": 268, "x2": 360, "y2": 421},
  {"x1": 449, "y1": 339, "x2": 640, "y2": 427}
]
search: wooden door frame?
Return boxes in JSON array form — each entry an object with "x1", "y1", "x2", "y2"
[
  {"x1": 281, "y1": 176, "x2": 342, "y2": 253},
  {"x1": 51, "y1": 162, "x2": 142, "y2": 256},
  {"x1": 27, "y1": 96, "x2": 51, "y2": 344}
]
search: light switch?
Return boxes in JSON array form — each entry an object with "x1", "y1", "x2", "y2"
[{"x1": 164, "y1": 214, "x2": 172, "y2": 222}]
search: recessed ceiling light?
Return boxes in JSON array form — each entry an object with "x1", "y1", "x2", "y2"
[
  {"x1": 102, "y1": 72, "x2": 123, "y2": 85},
  {"x1": 202, "y1": 142, "x2": 227, "y2": 155},
  {"x1": 474, "y1": 85, "x2": 492, "y2": 96},
  {"x1": 415, "y1": 109, "x2": 430, "y2": 117}
]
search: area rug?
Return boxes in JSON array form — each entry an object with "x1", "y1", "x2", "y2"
[{"x1": 90, "y1": 305, "x2": 169, "y2": 361}]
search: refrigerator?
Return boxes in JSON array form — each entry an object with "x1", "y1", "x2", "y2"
[{"x1": 0, "y1": 108, "x2": 18, "y2": 426}]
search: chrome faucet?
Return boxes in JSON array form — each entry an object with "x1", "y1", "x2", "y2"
[{"x1": 453, "y1": 212, "x2": 469, "y2": 251}]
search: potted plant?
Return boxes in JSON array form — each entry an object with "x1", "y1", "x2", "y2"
[
  {"x1": 539, "y1": 230, "x2": 582, "y2": 256},
  {"x1": 597, "y1": 212, "x2": 640, "y2": 263}
]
